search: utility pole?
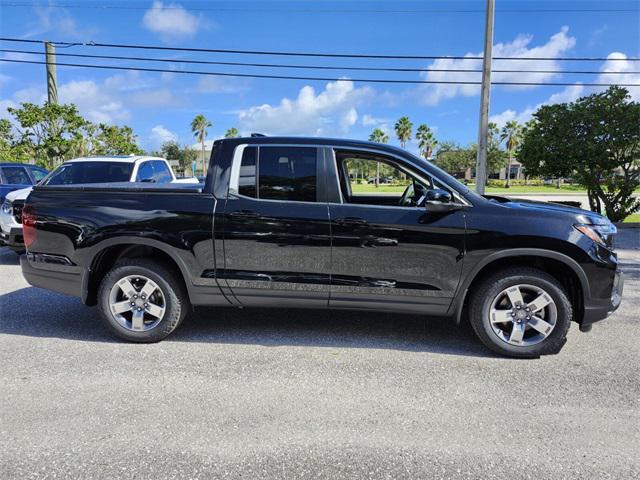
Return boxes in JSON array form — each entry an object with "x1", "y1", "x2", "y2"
[
  {"x1": 474, "y1": 0, "x2": 495, "y2": 195},
  {"x1": 44, "y1": 41, "x2": 58, "y2": 104}
]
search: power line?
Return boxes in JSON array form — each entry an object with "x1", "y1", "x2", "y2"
[
  {"x1": 1, "y1": 37, "x2": 638, "y2": 62},
  {"x1": 0, "y1": 2, "x2": 637, "y2": 13},
  {"x1": 2, "y1": 58, "x2": 639, "y2": 87},
  {"x1": 2, "y1": 48, "x2": 637, "y2": 75}
]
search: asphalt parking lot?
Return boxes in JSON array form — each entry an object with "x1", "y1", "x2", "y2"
[{"x1": 1, "y1": 247, "x2": 639, "y2": 479}]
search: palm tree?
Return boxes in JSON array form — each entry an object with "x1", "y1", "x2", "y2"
[
  {"x1": 500, "y1": 120, "x2": 523, "y2": 188},
  {"x1": 416, "y1": 124, "x2": 437, "y2": 160},
  {"x1": 191, "y1": 114, "x2": 212, "y2": 175},
  {"x1": 394, "y1": 116, "x2": 412, "y2": 149},
  {"x1": 368, "y1": 128, "x2": 389, "y2": 187},
  {"x1": 224, "y1": 127, "x2": 239, "y2": 138}
]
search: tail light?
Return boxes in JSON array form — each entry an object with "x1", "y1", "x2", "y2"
[{"x1": 22, "y1": 205, "x2": 37, "y2": 249}]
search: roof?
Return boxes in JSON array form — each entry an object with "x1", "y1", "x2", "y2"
[
  {"x1": 0, "y1": 162, "x2": 46, "y2": 168},
  {"x1": 215, "y1": 136, "x2": 412, "y2": 156},
  {"x1": 65, "y1": 156, "x2": 166, "y2": 164}
]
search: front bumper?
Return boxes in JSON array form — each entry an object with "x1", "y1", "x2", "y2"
[
  {"x1": 581, "y1": 268, "x2": 624, "y2": 327},
  {"x1": 0, "y1": 226, "x2": 24, "y2": 251}
]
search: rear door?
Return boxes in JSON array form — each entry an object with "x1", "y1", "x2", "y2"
[{"x1": 221, "y1": 145, "x2": 331, "y2": 307}]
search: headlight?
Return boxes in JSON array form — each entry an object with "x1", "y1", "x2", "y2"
[
  {"x1": 574, "y1": 223, "x2": 616, "y2": 247},
  {"x1": 1, "y1": 201, "x2": 12, "y2": 215}
]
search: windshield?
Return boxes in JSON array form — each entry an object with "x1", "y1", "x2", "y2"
[{"x1": 43, "y1": 161, "x2": 134, "y2": 185}]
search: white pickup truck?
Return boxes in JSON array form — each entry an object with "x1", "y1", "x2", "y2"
[{"x1": 1, "y1": 155, "x2": 198, "y2": 252}]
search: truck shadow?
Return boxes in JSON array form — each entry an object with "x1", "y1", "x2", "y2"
[{"x1": 0, "y1": 286, "x2": 492, "y2": 358}]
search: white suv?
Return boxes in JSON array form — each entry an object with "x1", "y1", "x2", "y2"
[{"x1": 0, "y1": 156, "x2": 198, "y2": 252}]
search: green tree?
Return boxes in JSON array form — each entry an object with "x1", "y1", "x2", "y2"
[
  {"x1": 224, "y1": 127, "x2": 239, "y2": 138},
  {"x1": 435, "y1": 142, "x2": 475, "y2": 177},
  {"x1": 160, "y1": 141, "x2": 198, "y2": 173},
  {"x1": 416, "y1": 124, "x2": 437, "y2": 160},
  {"x1": 394, "y1": 116, "x2": 412, "y2": 149},
  {"x1": 368, "y1": 128, "x2": 389, "y2": 186},
  {"x1": 191, "y1": 114, "x2": 212, "y2": 175},
  {"x1": 93, "y1": 124, "x2": 143, "y2": 156},
  {"x1": 500, "y1": 120, "x2": 523, "y2": 188},
  {"x1": 0, "y1": 119, "x2": 19, "y2": 162},
  {"x1": 8, "y1": 102, "x2": 87, "y2": 168},
  {"x1": 519, "y1": 86, "x2": 640, "y2": 221}
]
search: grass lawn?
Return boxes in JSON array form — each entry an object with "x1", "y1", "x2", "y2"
[{"x1": 623, "y1": 213, "x2": 640, "y2": 223}]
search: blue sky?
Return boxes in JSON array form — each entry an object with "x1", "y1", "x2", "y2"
[{"x1": 0, "y1": 0, "x2": 638, "y2": 154}]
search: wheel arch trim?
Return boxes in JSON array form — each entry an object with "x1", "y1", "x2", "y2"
[{"x1": 451, "y1": 248, "x2": 590, "y2": 324}]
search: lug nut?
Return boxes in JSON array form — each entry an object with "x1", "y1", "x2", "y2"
[{"x1": 144, "y1": 303, "x2": 148, "y2": 308}]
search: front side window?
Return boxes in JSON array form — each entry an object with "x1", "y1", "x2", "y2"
[
  {"x1": 235, "y1": 146, "x2": 317, "y2": 202},
  {"x1": 335, "y1": 151, "x2": 442, "y2": 207},
  {"x1": 2, "y1": 166, "x2": 31, "y2": 185}
]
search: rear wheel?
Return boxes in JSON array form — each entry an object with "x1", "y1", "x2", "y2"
[
  {"x1": 468, "y1": 267, "x2": 572, "y2": 358},
  {"x1": 98, "y1": 258, "x2": 188, "y2": 342}
]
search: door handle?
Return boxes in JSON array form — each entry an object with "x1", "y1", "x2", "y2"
[
  {"x1": 335, "y1": 217, "x2": 368, "y2": 226},
  {"x1": 229, "y1": 210, "x2": 260, "y2": 219}
]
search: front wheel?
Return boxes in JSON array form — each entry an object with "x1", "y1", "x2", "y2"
[
  {"x1": 468, "y1": 267, "x2": 572, "y2": 358},
  {"x1": 97, "y1": 258, "x2": 188, "y2": 342}
]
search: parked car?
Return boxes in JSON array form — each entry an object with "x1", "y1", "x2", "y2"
[
  {"x1": 0, "y1": 163, "x2": 48, "y2": 250},
  {"x1": 20, "y1": 137, "x2": 623, "y2": 357},
  {"x1": 1, "y1": 156, "x2": 197, "y2": 252},
  {"x1": 0, "y1": 162, "x2": 48, "y2": 204}
]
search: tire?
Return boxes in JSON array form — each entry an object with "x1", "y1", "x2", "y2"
[
  {"x1": 97, "y1": 258, "x2": 189, "y2": 342},
  {"x1": 468, "y1": 267, "x2": 572, "y2": 358}
]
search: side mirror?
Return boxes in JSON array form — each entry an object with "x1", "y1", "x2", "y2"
[{"x1": 425, "y1": 188, "x2": 460, "y2": 212}]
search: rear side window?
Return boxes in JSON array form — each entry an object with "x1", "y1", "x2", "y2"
[
  {"x1": 258, "y1": 147, "x2": 317, "y2": 202},
  {"x1": 29, "y1": 168, "x2": 48, "y2": 183},
  {"x1": 45, "y1": 162, "x2": 134, "y2": 185},
  {"x1": 238, "y1": 147, "x2": 257, "y2": 197},
  {"x1": 2, "y1": 166, "x2": 31, "y2": 185},
  {"x1": 151, "y1": 160, "x2": 173, "y2": 183},
  {"x1": 136, "y1": 161, "x2": 154, "y2": 182}
]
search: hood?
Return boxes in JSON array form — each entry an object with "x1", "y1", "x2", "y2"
[
  {"x1": 5, "y1": 186, "x2": 33, "y2": 203},
  {"x1": 484, "y1": 195, "x2": 609, "y2": 226}
]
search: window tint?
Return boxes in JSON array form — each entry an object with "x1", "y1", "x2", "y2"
[
  {"x1": 29, "y1": 168, "x2": 48, "y2": 182},
  {"x1": 136, "y1": 161, "x2": 154, "y2": 182},
  {"x1": 238, "y1": 147, "x2": 257, "y2": 197},
  {"x1": 2, "y1": 166, "x2": 31, "y2": 185},
  {"x1": 258, "y1": 147, "x2": 317, "y2": 202},
  {"x1": 152, "y1": 160, "x2": 173, "y2": 183},
  {"x1": 45, "y1": 162, "x2": 134, "y2": 185}
]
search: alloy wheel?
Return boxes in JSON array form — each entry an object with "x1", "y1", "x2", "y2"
[
  {"x1": 488, "y1": 283, "x2": 557, "y2": 347},
  {"x1": 108, "y1": 275, "x2": 166, "y2": 332}
]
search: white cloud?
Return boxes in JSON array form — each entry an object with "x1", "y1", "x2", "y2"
[
  {"x1": 23, "y1": 3, "x2": 94, "y2": 39},
  {"x1": 597, "y1": 52, "x2": 640, "y2": 101},
  {"x1": 150, "y1": 125, "x2": 177, "y2": 147},
  {"x1": 196, "y1": 76, "x2": 248, "y2": 94},
  {"x1": 237, "y1": 80, "x2": 374, "y2": 136},
  {"x1": 420, "y1": 27, "x2": 576, "y2": 105},
  {"x1": 490, "y1": 84, "x2": 585, "y2": 128},
  {"x1": 58, "y1": 80, "x2": 130, "y2": 123},
  {"x1": 130, "y1": 88, "x2": 182, "y2": 107},
  {"x1": 142, "y1": 1, "x2": 202, "y2": 42}
]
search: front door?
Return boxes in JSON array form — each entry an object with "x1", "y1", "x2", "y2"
[
  {"x1": 327, "y1": 148, "x2": 466, "y2": 315},
  {"x1": 221, "y1": 145, "x2": 331, "y2": 307}
]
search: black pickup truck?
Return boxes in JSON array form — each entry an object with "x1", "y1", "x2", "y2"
[{"x1": 20, "y1": 137, "x2": 624, "y2": 357}]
